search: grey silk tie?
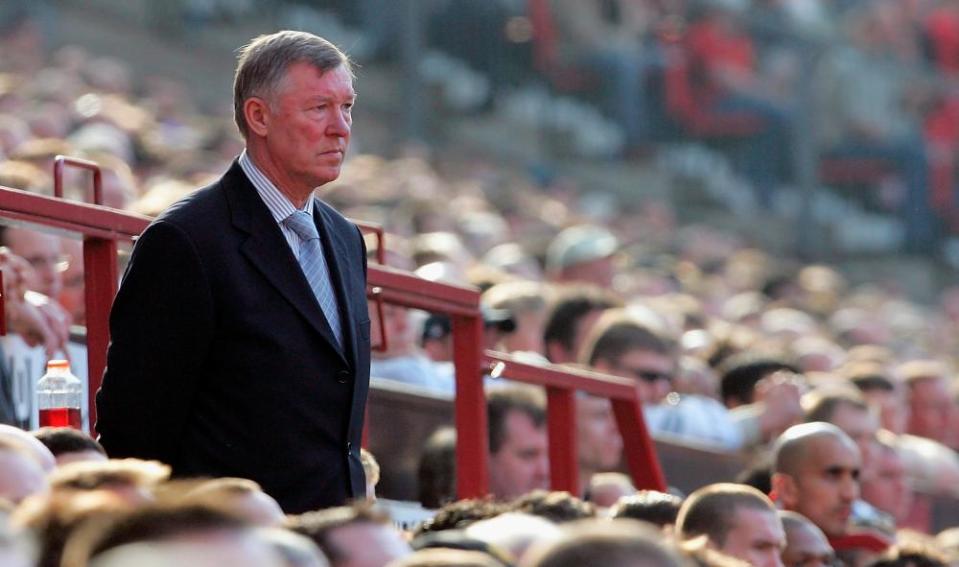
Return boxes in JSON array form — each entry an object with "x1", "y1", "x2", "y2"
[{"x1": 284, "y1": 211, "x2": 343, "y2": 347}]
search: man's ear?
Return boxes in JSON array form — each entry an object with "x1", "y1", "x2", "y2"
[
  {"x1": 244, "y1": 97, "x2": 271, "y2": 137},
  {"x1": 771, "y1": 472, "x2": 798, "y2": 508}
]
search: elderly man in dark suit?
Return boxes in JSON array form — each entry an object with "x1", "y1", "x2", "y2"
[{"x1": 96, "y1": 30, "x2": 370, "y2": 513}]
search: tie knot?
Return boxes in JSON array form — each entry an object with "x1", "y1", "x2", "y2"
[{"x1": 284, "y1": 211, "x2": 319, "y2": 241}]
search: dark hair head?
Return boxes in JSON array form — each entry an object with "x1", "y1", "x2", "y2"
[
  {"x1": 413, "y1": 499, "x2": 507, "y2": 538},
  {"x1": 31, "y1": 427, "x2": 106, "y2": 458},
  {"x1": 542, "y1": 285, "x2": 622, "y2": 361},
  {"x1": 609, "y1": 491, "x2": 683, "y2": 527},
  {"x1": 487, "y1": 386, "x2": 546, "y2": 454},
  {"x1": 286, "y1": 502, "x2": 389, "y2": 564},
  {"x1": 509, "y1": 490, "x2": 595, "y2": 524},
  {"x1": 233, "y1": 30, "x2": 352, "y2": 138},
  {"x1": 676, "y1": 483, "x2": 776, "y2": 547},
  {"x1": 718, "y1": 353, "x2": 800, "y2": 406},
  {"x1": 581, "y1": 309, "x2": 676, "y2": 367}
]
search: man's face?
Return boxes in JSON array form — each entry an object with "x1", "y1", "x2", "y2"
[
  {"x1": 778, "y1": 436, "x2": 860, "y2": 538},
  {"x1": 259, "y1": 62, "x2": 354, "y2": 195},
  {"x1": 488, "y1": 409, "x2": 549, "y2": 500},
  {"x1": 576, "y1": 395, "x2": 623, "y2": 472},
  {"x1": 860, "y1": 446, "x2": 911, "y2": 522},
  {"x1": 599, "y1": 349, "x2": 674, "y2": 405},
  {"x1": 3, "y1": 227, "x2": 65, "y2": 298},
  {"x1": 329, "y1": 521, "x2": 411, "y2": 567},
  {"x1": 860, "y1": 388, "x2": 907, "y2": 435},
  {"x1": 907, "y1": 377, "x2": 954, "y2": 444},
  {"x1": 828, "y1": 403, "x2": 878, "y2": 479},
  {"x1": 720, "y1": 507, "x2": 786, "y2": 567},
  {"x1": 781, "y1": 521, "x2": 835, "y2": 567}
]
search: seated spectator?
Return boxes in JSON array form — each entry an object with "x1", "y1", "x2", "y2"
[
  {"x1": 287, "y1": 503, "x2": 411, "y2": 567},
  {"x1": 370, "y1": 301, "x2": 453, "y2": 394},
  {"x1": 675, "y1": 483, "x2": 785, "y2": 567},
  {"x1": 778, "y1": 511, "x2": 836, "y2": 567},
  {"x1": 464, "y1": 512, "x2": 562, "y2": 564},
  {"x1": 48, "y1": 458, "x2": 169, "y2": 506},
  {"x1": 178, "y1": 478, "x2": 285, "y2": 527},
  {"x1": 771, "y1": 422, "x2": 890, "y2": 558},
  {"x1": 859, "y1": 433, "x2": 912, "y2": 527},
  {"x1": 542, "y1": 284, "x2": 622, "y2": 365},
  {"x1": 414, "y1": 499, "x2": 507, "y2": 537},
  {"x1": 719, "y1": 353, "x2": 805, "y2": 445},
  {"x1": 31, "y1": 427, "x2": 107, "y2": 466},
  {"x1": 0, "y1": 436, "x2": 48, "y2": 505},
  {"x1": 899, "y1": 361, "x2": 956, "y2": 448},
  {"x1": 417, "y1": 427, "x2": 457, "y2": 509},
  {"x1": 60, "y1": 504, "x2": 283, "y2": 567},
  {"x1": 521, "y1": 518, "x2": 687, "y2": 567},
  {"x1": 545, "y1": 225, "x2": 620, "y2": 289},
  {"x1": 510, "y1": 490, "x2": 595, "y2": 524},
  {"x1": 585, "y1": 472, "x2": 636, "y2": 509},
  {"x1": 487, "y1": 386, "x2": 550, "y2": 501},
  {"x1": 609, "y1": 490, "x2": 683, "y2": 528},
  {"x1": 581, "y1": 309, "x2": 744, "y2": 449},
  {"x1": 256, "y1": 527, "x2": 330, "y2": 567},
  {"x1": 482, "y1": 281, "x2": 552, "y2": 357}
]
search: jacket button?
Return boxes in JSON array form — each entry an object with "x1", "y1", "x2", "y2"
[
  {"x1": 346, "y1": 441, "x2": 352, "y2": 453},
  {"x1": 337, "y1": 370, "x2": 350, "y2": 384}
]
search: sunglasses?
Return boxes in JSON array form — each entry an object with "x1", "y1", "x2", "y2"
[{"x1": 614, "y1": 365, "x2": 673, "y2": 383}]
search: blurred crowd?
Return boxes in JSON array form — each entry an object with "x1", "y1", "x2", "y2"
[{"x1": 1, "y1": 1, "x2": 959, "y2": 566}]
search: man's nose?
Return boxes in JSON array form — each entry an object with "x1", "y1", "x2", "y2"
[{"x1": 327, "y1": 109, "x2": 350, "y2": 136}]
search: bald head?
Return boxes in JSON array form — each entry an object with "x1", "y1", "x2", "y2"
[{"x1": 773, "y1": 422, "x2": 858, "y2": 477}]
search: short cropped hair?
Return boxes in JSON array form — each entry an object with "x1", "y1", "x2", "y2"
[
  {"x1": 581, "y1": 309, "x2": 676, "y2": 366},
  {"x1": 525, "y1": 519, "x2": 686, "y2": 567},
  {"x1": 676, "y1": 483, "x2": 776, "y2": 547},
  {"x1": 286, "y1": 503, "x2": 389, "y2": 564},
  {"x1": 49, "y1": 459, "x2": 170, "y2": 492},
  {"x1": 542, "y1": 285, "x2": 622, "y2": 358},
  {"x1": 233, "y1": 30, "x2": 352, "y2": 138},
  {"x1": 510, "y1": 490, "x2": 595, "y2": 523},
  {"x1": 32, "y1": 428, "x2": 106, "y2": 458},
  {"x1": 610, "y1": 490, "x2": 683, "y2": 527},
  {"x1": 487, "y1": 386, "x2": 546, "y2": 454}
]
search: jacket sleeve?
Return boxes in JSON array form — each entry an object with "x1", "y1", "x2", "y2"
[{"x1": 95, "y1": 219, "x2": 214, "y2": 463}]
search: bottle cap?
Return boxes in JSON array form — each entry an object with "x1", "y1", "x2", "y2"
[{"x1": 47, "y1": 360, "x2": 70, "y2": 371}]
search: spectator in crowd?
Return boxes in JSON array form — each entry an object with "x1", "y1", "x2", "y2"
[
  {"x1": 371, "y1": 300, "x2": 452, "y2": 393},
  {"x1": 60, "y1": 504, "x2": 284, "y2": 567},
  {"x1": 0, "y1": 226, "x2": 66, "y2": 299},
  {"x1": 486, "y1": 386, "x2": 550, "y2": 501},
  {"x1": 521, "y1": 518, "x2": 688, "y2": 567},
  {"x1": 511, "y1": 490, "x2": 595, "y2": 524},
  {"x1": 581, "y1": 308, "x2": 744, "y2": 449},
  {"x1": 575, "y1": 393, "x2": 624, "y2": 497},
  {"x1": 845, "y1": 364, "x2": 908, "y2": 435},
  {"x1": 675, "y1": 483, "x2": 786, "y2": 567},
  {"x1": 48, "y1": 458, "x2": 169, "y2": 506},
  {"x1": 482, "y1": 281, "x2": 552, "y2": 358},
  {"x1": 179, "y1": 477, "x2": 285, "y2": 527},
  {"x1": 31, "y1": 427, "x2": 107, "y2": 466},
  {"x1": 859, "y1": 433, "x2": 912, "y2": 529},
  {"x1": 803, "y1": 388, "x2": 878, "y2": 480},
  {"x1": 0, "y1": 436, "x2": 48, "y2": 505},
  {"x1": 288, "y1": 504, "x2": 412, "y2": 567},
  {"x1": 815, "y1": 0, "x2": 936, "y2": 252},
  {"x1": 585, "y1": 472, "x2": 637, "y2": 509},
  {"x1": 543, "y1": 284, "x2": 622, "y2": 365},
  {"x1": 899, "y1": 361, "x2": 956, "y2": 448},
  {"x1": 464, "y1": 512, "x2": 562, "y2": 564},
  {"x1": 547, "y1": 1, "x2": 657, "y2": 151},
  {"x1": 770, "y1": 422, "x2": 889, "y2": 555},
  {"x1": 414, "y1": 499, "x2": 507, "y2": 537},
  {"x1": 545, "y1": 225, "x2": 620, "y2": 289},
  {"x1": 778, "y1": 511, "x2": 836, "y2": 567},
  {"x1": 417, "y1": 426, "x2": 457, "y2": 509},
  {"x1": 96, "y1": 30, "x2": 371, "y2": 514},
  {"x1": 609, "y1": 490, "x2": 683, "y2": 528}
]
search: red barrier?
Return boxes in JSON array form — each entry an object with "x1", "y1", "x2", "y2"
[{"x1": 0, "y1": 168, "x2": 667, "y2": 500}]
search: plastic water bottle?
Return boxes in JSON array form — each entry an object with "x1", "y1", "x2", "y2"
[{"x1": 36, "y1": 360, "x2": 83, "y2": 429}]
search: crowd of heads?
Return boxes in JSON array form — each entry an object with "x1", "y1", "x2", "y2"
[{"x1": 0, "y1": 2, "x2": 959, "y2": 566}]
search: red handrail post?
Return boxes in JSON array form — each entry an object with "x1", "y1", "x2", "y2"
[
  {"x1": 546, "y1": 386, "x2": 578, "y2": 494},
  {"x1": 452, "y1": 312, "x2": 488, "y2": 499},
  {"x1": 84, "y1": 235, "x2": 118, "y2": 432},
  {"x1": 611, "y1": 396, "x2": 667, "y2": 491}
]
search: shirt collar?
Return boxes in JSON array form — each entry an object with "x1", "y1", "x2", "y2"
[{"x1": 238, "y1": 150, "x2": 315, "y2": 223}]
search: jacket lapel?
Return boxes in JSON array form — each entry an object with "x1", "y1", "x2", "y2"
[
  {"x1": 315, "y1": 203, "x2": 358, "y2": 368},
  {"x1": 223, "y1": 162, "x2": 349, "y2": 367}
]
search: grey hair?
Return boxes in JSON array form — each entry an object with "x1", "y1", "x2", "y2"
[{"x1": 233, "y1": 30, "x2": 353, "y2": 138}]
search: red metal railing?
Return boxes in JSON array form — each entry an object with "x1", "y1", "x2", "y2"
[{"x1": 0, "y1": 160, "x2": 666, "y2": 498}]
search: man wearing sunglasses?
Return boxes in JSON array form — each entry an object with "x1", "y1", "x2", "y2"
[{"x1": 581, "y1": 308, "x2": 744, "y2": 450}]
